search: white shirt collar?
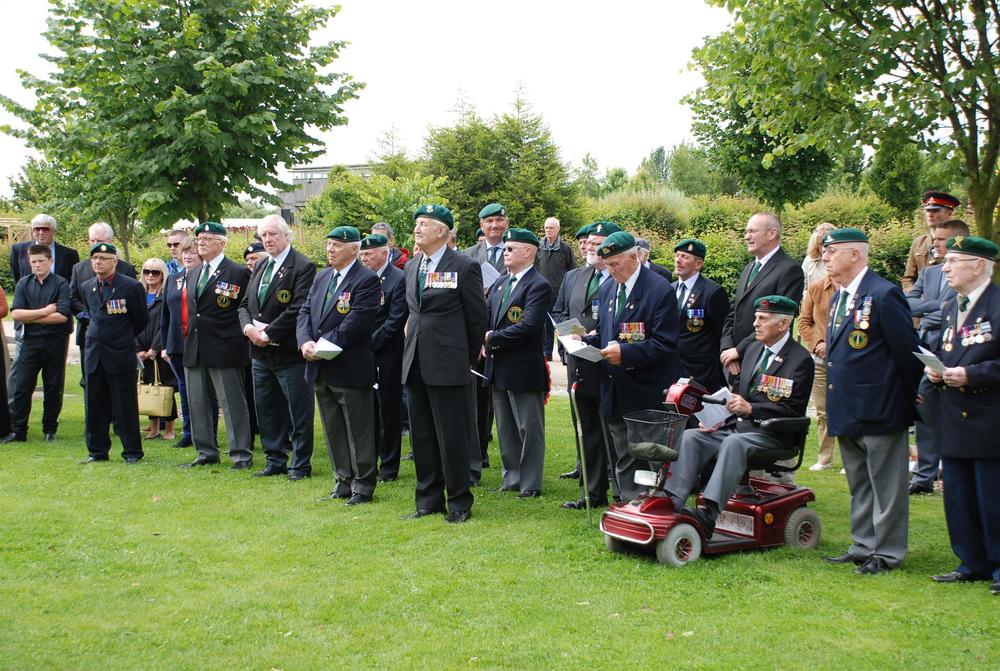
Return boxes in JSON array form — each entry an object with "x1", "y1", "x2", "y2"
[
  {"x1": 509, "y1": 265, "x2": 533, "y2": 284},
  {"x1": 843, "y1": 266, "x2": 868, "y2": 299},
  {"x1": 678, "y1": 271, "x2": 700, "y2": 293},
  {"x1": 267, "y1": 245, "x2": 292, "y2": 268},
  {"x1": 332, "y1": 258, "x2": 356, "y2": 279},
  {"x1": 424, "y1": 244, "x2": 448, "y2": 272},
  {"x1": 764, "y1": 330, "x2": 791, "y2": 357},
  {"x1": 756, "y1": 245, "x2": 781, "y2": 267},
  {"x1": 621, "y1": 264, "x2": 642, "y2": 299},
  {"x1": 204, "y1": 252, "x2": 225, "y2": 276}
]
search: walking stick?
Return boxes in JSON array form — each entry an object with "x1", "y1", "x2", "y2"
[{"x1": 569, "y1": 382, "x2": 593, "y2": 526}]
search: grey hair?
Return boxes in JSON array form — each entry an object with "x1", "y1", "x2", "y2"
[
  {"x1": 88, "y1": 222, "x2": 115, "y2": 240},
  {"x1": 755, "y1": 212, "x2": 782, "y2": 236},
  {"x1": 259, "y1": 214, "x2": 291, "y2": 238},
  {"x1": 31, "y1": 213, "x2": 57, "y2": 230},
  {"x1": 372, "y1": 221, "x2": 394, "y2": 238}
]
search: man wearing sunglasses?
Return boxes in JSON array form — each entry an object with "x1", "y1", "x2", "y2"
[{"x1": 164, "y1": 230, "x2": 187, "y2": 276}]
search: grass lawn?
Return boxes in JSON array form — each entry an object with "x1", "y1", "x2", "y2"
[{"x1": 1, "y1": 365, "x2": 996, "y2": 670}]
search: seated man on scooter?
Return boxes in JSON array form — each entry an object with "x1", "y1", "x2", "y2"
[{"x1": 665, "y1": 295, "x2": 814, "y2": 536}]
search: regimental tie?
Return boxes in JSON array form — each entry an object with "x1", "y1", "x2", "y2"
[
  {"x1": 753, "y1": 348, "x2": 772, "y2": 387},
  {"x1": 958, "y1": 294, "x2": 970, "y2": 312},
  {"x1": 322, "y1": 272, "x2": 341, "y2": 314},
  {"x1": 746, "y1": 260, "x2": 762, "y2": 286},
  {"x1": 196, "y1": 264, "x2": 210, "y2": 297},
  {"x1": 99, "y1": 279, "x2": 112, "y2": 303},
  {"x1": 676, "y1": 283, "x2": 687, "y2": 310},
  {"x1": 615, "y1": 283, "x2": 627, "y2": 319},
  {"x1": 587, "y1": 270, "x2": 602, "y2": 298},
  {"x1": 257, "y1": 258, "x2": 275, "y2": 303},
  {"x1": 488, "y1": 246, "x2": 500, "y2": 266},
  {"x1": 834, "y1": 289, "x2": 850, "y2": 329},
  {"x1": 499, "y1": 274, "x2": 517, "y2": 314},
  {"x1": 417, "y1": 256, "x2": 429, "y2": 302}
]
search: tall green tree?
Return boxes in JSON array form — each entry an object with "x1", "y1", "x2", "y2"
[
  {"x1": 690, "y1": 0, "x2": 1000, "y2": 240},
  {"x1": 423, "y1": 101, "x2": 580, "y2": 245},
  {"x1": 864, "y1": 135, "x2": 924, "y2": 216},
  {"x1": 665, "y1": 141, "x2": 739, "y2": 197},
  {"x1": 1, "y1": 0, "x2": 362, "y2": 251}
]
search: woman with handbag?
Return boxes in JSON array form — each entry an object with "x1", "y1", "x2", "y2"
[{"x1": 137, "y1": 258, "x2": 178, "y2": 440}]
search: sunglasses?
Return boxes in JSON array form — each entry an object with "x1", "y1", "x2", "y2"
[
  {"x1": 142, "y1": 269, "x2": 162, "y2": 276},
  {"x1": 166, "y1": 242, "x2": 182, "y2": 248}
]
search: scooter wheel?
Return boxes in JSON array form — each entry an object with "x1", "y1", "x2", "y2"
[
  {"x1": 656, "y1": 523, "x2": 702, "y2": 566},
  {"x1": 783, "y1": 507, "x2": 821, "y2": 550},
  {"x1": 604, "y1": 534, "x2": 629, "y2": 554}
]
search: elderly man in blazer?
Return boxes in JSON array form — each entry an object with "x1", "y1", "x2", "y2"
[
  {"x1": 665, "y1": 295, "x2": 813, "y2": 535},
  {"x1": 671, "y1": 238, "x2": 730, "y2": 394},
  {"x1": 403, "y1": 204, "x2": 488, "y2": 523},
  {"x1": 485, "y1": 228, "x2": 551, "y2": 498},
  {"x1": 11, "y1": 214, "x2": 79, "y2": 285},
  {"x1": 584, "y1": 231, "x2": 682, "y2": 502},
  {"x1": 181, "y1": 221, "x2": 253, "y2": 470},
  {"x1": 928, "y1": 235, "x2": 1000, "y2": 596},
  {"x1": 239, "y1": 215, "x2": 317, "y2": 481},
  {"x1": 720, "y1": 213, "x2": 804, "y2": 379},
  {"x1": 906, "y1": 219, "x2": 966, "y2": 494},
  {"x1": 822, "y1": 228, "x2": 922, "y2": 575},
  {"x1": 359, "y1": 233, "x2": 407, "y2": 482},
  {"x1": 297, "y1": 226, "x2": 380, "y2": 505}
]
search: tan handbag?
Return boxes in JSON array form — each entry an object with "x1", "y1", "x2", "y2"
[{"x1": 137, "y1": 362, "x2": 174, "y2": 417}]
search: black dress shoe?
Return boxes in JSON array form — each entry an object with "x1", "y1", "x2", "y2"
[
  {"x1": 79, "y1": 455, "x2": 109, "y2": 464},
  {"x1": 855, "y1": 556, "x2": 891, "y2": 575},
  {"x1": 559, "y1": 469, "x2": 580, "y2": 480},
  {"x1": 124, "y1": 456, "x2": 142, "y2": 464},
  {"x1": 908, "y1": 482, "x2": 934, "y2": 495},
  {"x1": 824, "y1": 553, "x2": 867, "y2": 565},
  {"x1": 230, "y1": 462, "x2": 252, "y2": 471},
  {"x1": 180, "y1": 457, "x2": 220, "y2": 468},
  {"x1": 44, "y1": 433, "x2": 57, "y2": 443},
  {"x1": 288, "y1": 471, "x2": 311, "y2": 481},
  {"x1": 252, "y1": 466, "x2": 288, "y2": 477},
  {"x1": 0, "y1": 433, "x2": 27, "y2": 444},
  {"x1": 517, "y1": 490, "x2": 541, "y2": 498},
  {"x1": 990, "y1": 581, "x2": 1000, "y2": 595},
  {"x1": 378, "y1": 474, "x2": 398, "y2": 483},
  {"x1": 561, "y1": 498, "x2": 609, "y2": 510},
  {"x1": 682, "y1": 505, "x2": 716, "y2": 537},
  {"x1": 329, "y1": 490, "x2": 352, "y2": 500},
  {"x1": 172, "y1": 437, "x2": 193, "y2": 448},
  {"x1": 402, "y1": 508, "x2": 446, "y2": 519},
  {"x1": 932, "y1": 570, "x2": 982, "y2": 583},
  {"x1": 445, "y1": 509, "x2": 472, "y2": 524},
  {"x1": 346, "y1": 493, "x2": 373, "y2": 506}
]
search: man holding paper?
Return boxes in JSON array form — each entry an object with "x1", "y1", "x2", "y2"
[
  {"x1": 297, "y1": 226, "x2": 381, "y2": 505},
  {"x1": 927, "y1": 235, "x2": 1000, "y2": 596}
]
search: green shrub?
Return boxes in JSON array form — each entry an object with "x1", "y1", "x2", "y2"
[
  {"x1": 582, "y1": 188, "x2": 689, "y2": 237},
  {"x1": 686, "y1": 195, "x2": 764, "y2": 235},
  {"x1": 784, "y1": 191, "x2": 898, "y2": 232}
]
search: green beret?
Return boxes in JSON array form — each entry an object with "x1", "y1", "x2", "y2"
[
  {"x1": 475, "y1": 228, "x2": 484, "y2": 238},
  {"x1": 194, "y1": 221, "x2": 227, "y2": 237},
  {"x1": 673, "y1": 238, "x2": 707, "y2": 259},
  {"x1": 574, "y1": 223, "x2": 594, "y2": 239},
  {"x1": 821, "y1": 227, "x2": 869, "y2": 246},
  {"x1": 243, "y1": 241, "x2": 264, "y2": 258},
  {"x1": 89, "y1": 242, "x2": 117, "y2": 256},
  {"x1": 754, "y1": 295, "x2": 798, "y2": 316},
  {"x1": 590, "y1": 221, "x2": 622, "y2": 238},
  {"x1": 946, "y1": 235, "x2": 999, "y2": 261},
  {"x1": 414, "y1": 203, "x2": 454, "y2": 230},
  {"x1": 478, "y1": 203, "x2": 507, "y2": 219},
  {"x1": 502, "y1": 228, "x2": 540, "y2": 246},
  {"x1": 326, "y1": 226, "x2": 361, "y2": 242},
  {"x1": 596, "y1": 231, "x2": 636, "y2": 258},
  {"x1": 360, "y1": 233, "x2": 389, "y2": 250}
]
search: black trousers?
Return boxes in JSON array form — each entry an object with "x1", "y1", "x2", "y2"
[
  {"x1": 8, "y1": 334, "x2": 67, "y2": 436},
  {"x1": 86, "y1": 365, "x2": 142, "y2": 460},
  {"x1": 573, "y1": 390, "x2": 611, "y2": 504},
  {"x1": 375, "y1": 365, "x2": 402, "y2": 478},
  {"x1": 407, "y1": 365, "x2": 475, "y2": 514}
]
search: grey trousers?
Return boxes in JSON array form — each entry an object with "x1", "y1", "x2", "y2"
[
  {"x1": 315, "y1": 381, "x2": 377, "y2": 497},
  {"x1": 185, "y1": 364, "x2": 252, "y2": 465},
  {"x1": 839, "y1": 431, "x2": 910, "y2": 567},
  {"x1": 666, "y1": 427, "x2": 786, "y2": 509},
  {"x1": 603, "y1": 414, "x2": 650, "y2": 503},
  {"x1": 912, "y1": 375, "x2": 941, "y2": 487},
  {"x1": 492, "y1": 387, "x2": 546, "y2": 493}
]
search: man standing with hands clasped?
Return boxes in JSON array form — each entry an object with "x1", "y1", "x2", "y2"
[
  {"x1": 927, "y1": 235, "x2": 1000, "y2": 596},
  {"x1": 821, "y1": 228, "x2": 922, "y2": 575}
]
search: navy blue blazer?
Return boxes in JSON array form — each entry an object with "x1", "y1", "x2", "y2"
[
  {"x1": 825, "y1": 269, "x2": 922, "y2": 437},
  {"x1": 372, "y1": 262, "x2": 406, "y2": 371},
  {"x1": 906, "y1": 263, "x2": 957, "y2": 351},
  {"x1": 587, "y1": 265, "x2": 682, "y2": 417},
  {"x1": 935, "y1": 282, "x2": 1000, "y2": 459},
  {"x1": 81, "y1": 273, "x2": 147, "y2": 375},
  {"x1": 296, "y1": 261, "x2": 380, "y2": 388},
  {"x1": 485, "y1": 266, "x2": 551, "y2": 392},
  {"x1": 672, "y1": 273, "x2": 730, "y2": 392},
  {"x1": 553, "y1": 265, "x2": 608, "y2": 398},
  {"x1": 159, "y1": 270, "x2": 187, "y2": 356},
  {"x1": 731, "y1": 337, "x2": 814, "y2": 448}
]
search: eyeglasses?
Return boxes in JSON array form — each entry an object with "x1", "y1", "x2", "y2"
[
  {"x1": 142, "y1": 269, "x2": 162, "y2": 275},
  {"x1": 942, "y1": 257, "x2": 979, "y2": 266},
  {"x1": 166, "y1": 242, "x2": 182, "y2": 248}
]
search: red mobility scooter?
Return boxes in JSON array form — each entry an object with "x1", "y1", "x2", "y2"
[{"x1": 599, "y1": 379, "x2": 821, "y2": 566}]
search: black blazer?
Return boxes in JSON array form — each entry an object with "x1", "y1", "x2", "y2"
[
  {"x1": 372, "y1": 263, "x2": 407, "y2": 371},
  {"x1": 11, "y1": 240, "x2": 79, "y2": 285},
  {"x1": 648, "y1": 261, "x2": 674, "y2": 283},
  {"x1": 402, "y1": 247, "x2": 488, "y2": 387},
  {"x1": 553, "y1": 265, "x2": 607, "y2": 397},
  {"x1": 296, "y1": 262, "x2": 380, "y2": 388},
  {"x1": 159, "y1": 271, "x2": 187, "y2": 356},
  {"x1": 673, "y1": 273, "x2": 730, "y2": 392},
  {"x1": 485, "y1": 266, "x2": 551, "y2": 392},
  {"x1": 721, "y1": 247, "x2": 804, "y2": 357},
  {"x1": 182, "y1": 256, "x2": 251, "y2": 369},
  {"x1": 731, "y1": 337, "x2": 814, "y2": 448},
  {"x1": 238, "y1": 247, "x2": 316, "y2": 365},
  {"x1": 81, "y1": 273, "x2": 147, "y2": 375},
  {"x1": 70, "y1": 257, "x2": 137, "y2": 346}
]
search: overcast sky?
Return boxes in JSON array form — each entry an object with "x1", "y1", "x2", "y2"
[{"x1": 0, "y1": 0, "x2": 732, "y2": 197}]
